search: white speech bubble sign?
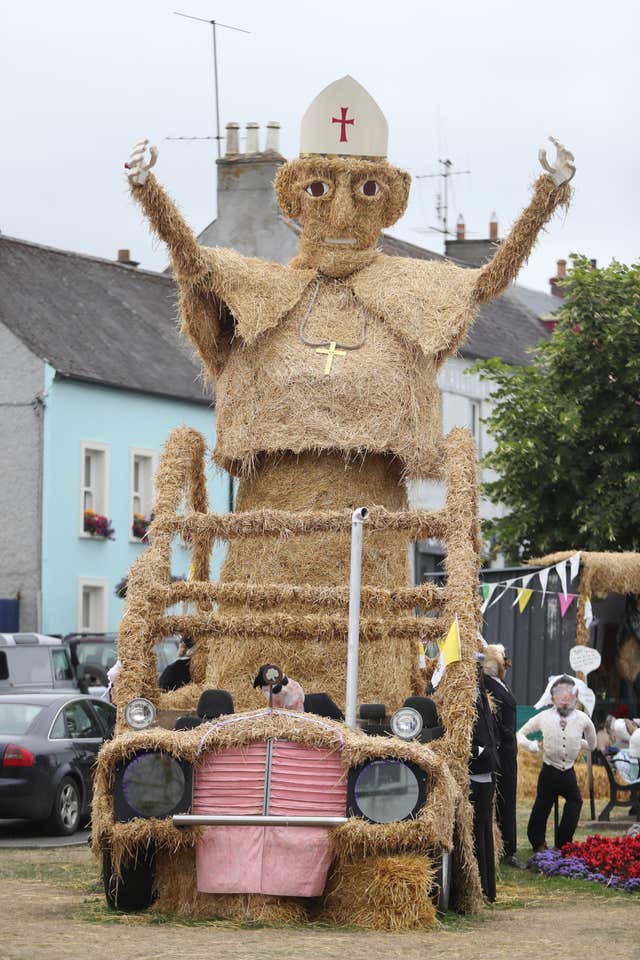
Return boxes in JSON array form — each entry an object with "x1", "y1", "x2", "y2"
[
  {"x1": 569, "y1": 645, "x2": 601, "y2": 677},
  {"x1": 579, "y1": 687, "x2": 596, "y2": 718}
]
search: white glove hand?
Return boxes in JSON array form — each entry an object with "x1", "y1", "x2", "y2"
[
  {"x1": 125, "y1": 137, "x2": 158, "y2": 186},
  {"x1": 538, "y1": 136, "x2": 576, "y2": 187}
]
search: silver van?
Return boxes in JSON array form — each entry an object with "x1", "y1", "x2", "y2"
[{"x1": 0, "y1": 634, "x2": 79, "y2": 694}]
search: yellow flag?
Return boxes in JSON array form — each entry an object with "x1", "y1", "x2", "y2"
[
  {"x1": 438, "y1": 617, "x2": 462, "y2": 667},
  {"x1": 517, "y1": 588, "x2": 533, "y2": 613}
]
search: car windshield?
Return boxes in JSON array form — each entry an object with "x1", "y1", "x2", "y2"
[
  {"x1": 0, "y1": 702, "x2": 44, "y2": 734},
  {"x1": 75, "y1": 642, "x2": 117, "y2": 670}
]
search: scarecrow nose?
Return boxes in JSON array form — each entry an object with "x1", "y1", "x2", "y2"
[{"x1": 332, "y1": 182, "x2": 355, "y2": 230}]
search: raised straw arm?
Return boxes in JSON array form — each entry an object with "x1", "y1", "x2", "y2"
[{"x1": 473, "y1": 138, "x2": 575, "y2": 304}]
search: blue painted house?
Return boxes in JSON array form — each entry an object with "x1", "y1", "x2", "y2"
[{"x1": 0, "y1": 236, "x2": 228, "y2": 634}]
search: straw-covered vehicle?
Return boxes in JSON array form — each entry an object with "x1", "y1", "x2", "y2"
[{"x1": 91, "y1": 426, "x2": 485, "y2": 930}]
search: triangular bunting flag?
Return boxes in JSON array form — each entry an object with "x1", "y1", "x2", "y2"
[
  {"x1": 555, "y1": 561, "x2": 568, "y2": 599},
  {"x1": 570, "y1": 552, "x2": 581, "y2": 582},
  {"x1": 480, "y1": 583, "x2": 496, "y2": 614},
  {"x1": 511, "y1": 578, "x2": 523, "y2": 606},
  {"x1": 489, "y1": 579, "x2": 515, "y2": 609},
  {"x1": 438, "y1": 616, "x2": 462, "y2": 667},
  {"x1": 584, "y1": 597, "x2": 595, "y2": 629},
  {"x1": 418, "y1": 642, "x2": 426, "y2": 670},
  {"x1": 517, "y1": 588, "x2": 534, "y2": 613},
  {"x1": 511, "y1": 573, "x2": 535, "y2": 606},
  {"x1": 538, "y1": 566, "x2": 550, "y2": 605},
  {"x1": 559, "y1": 593, "x2": 577, "y2": 617}
]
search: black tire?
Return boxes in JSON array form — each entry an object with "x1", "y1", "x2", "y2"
[
  {"x1": 46, "y1": 776, "x2": 81, "y2": 836},
  {"x1": 103, "y1": 845, "x2": 156, "y2": 911},
  {"x1": 431, "y1": 848, "x2": 453, "y2": 913}
]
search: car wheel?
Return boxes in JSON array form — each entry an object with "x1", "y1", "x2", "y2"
[
  {"x1": 46, "y1": 776, "x2": 81, "y2": 836},
  {"x1": 103, "y1": 845, "x2": 156, "y2": 911},
  {"x1": 431, "y1": 848, "x2": 452, "y2": 913}
]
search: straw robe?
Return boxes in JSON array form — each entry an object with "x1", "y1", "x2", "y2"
[{"x1": 132, "y1": 172, "x2": 570, "y2": 709}]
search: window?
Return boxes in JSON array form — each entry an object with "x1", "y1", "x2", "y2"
[
  {"x1": 78, "y1": 578, "x2": 108, "y2": 632},
  {"x1": 469, "y1": 400, "x2": 481, "y2": 451},
  {"x1": 91, "y1": 700, "x2": 116, "y2": 738},
  {"x1": 80, "y1": 441, "x2": 110, "y2": 536},
  {"x1": 51, "y1": 648, "x2": 73, "y2": 681},
  {"x1": 63, "y1": 700, "x2": 101, "y2": 739},
  {"x1": 130, "y1": 448, "x2": 156, "y2": 541},
  {"x1": 50, "y1": 710, "x2": 67, "y2": 739}
]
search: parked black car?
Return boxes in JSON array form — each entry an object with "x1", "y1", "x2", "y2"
[{"x1": 0, "y1": 693, "x2": 115, "y2": 834}]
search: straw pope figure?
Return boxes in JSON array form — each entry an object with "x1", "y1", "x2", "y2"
[{"x1": 126, "y1": 76, "x2": 574, "y2": 711}]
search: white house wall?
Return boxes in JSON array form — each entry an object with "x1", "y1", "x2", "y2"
[{"x1": 408, "y1": 356, "x2": 506, "y2": 526}]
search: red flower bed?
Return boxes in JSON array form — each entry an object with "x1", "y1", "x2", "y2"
[{"x1": 562, "y1": 834, "x2": 640, "y2": 881}]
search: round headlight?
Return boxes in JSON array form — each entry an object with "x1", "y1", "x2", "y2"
[
  {"x1": 390, "y1": 706, "x2": 423, "y2": 740},
  {"x1": 352, "y1": 759, "x2": 422, "y2": 823},
  {"x1": 122, "y1": 751, "x2": 186, "y2": 818},
  {"x1": 124, "y1": 697, "x2": 157, "y2": 730}
]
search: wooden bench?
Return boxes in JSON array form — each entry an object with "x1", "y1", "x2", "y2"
[{"x1": 595, "y1": 749, "x2": 640, "y2": 821}]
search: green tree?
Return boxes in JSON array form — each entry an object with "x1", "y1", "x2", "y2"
[{"x1": 472, "y1": 255, "x2": 640, "y2": 561}]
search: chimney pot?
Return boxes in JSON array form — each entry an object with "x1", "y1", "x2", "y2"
[
  {"x1": 557, "y1": 258, "x2": 567, "y2": 277},
  {"x1": 456, "y1": 214, "x2": 465, "y2": 241},
  {"x1": 245, "y1": 122, "x2": 260, "y2": 154},
  {"x1": 265, "y1": 121, "x2": 281, "y2": 153},
  {"x1": 117, "y1": 249, "x2": 139, "y2": 267},
  {"x1": 225, "y1": 122, "x2": 241, "y2": 157},
  {"x1": 590, "y1": 258, "x2": 597, "y2": 270},
  {"x1": 489, "y1": 211, "x2": 498, "y2": 242}
]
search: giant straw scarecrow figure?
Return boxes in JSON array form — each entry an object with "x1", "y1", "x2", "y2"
[{"x1": 126, "y1": 76, "x2": 575, "y2": 711}]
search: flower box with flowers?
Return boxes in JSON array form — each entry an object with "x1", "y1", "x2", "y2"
[
  {"x1": 132, "y1": 513, "x2": 151, "y2": 541},
  {"x1": 83, "y1": 509, "x2": 115, "y2": 540}
]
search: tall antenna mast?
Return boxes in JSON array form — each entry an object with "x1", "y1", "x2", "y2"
[
  {"x1": 173, "y1": 12, "x2": 250, "y2": 156},
  {"x1": 416, "y1": 158, "x2": 471, "y2": 238}
]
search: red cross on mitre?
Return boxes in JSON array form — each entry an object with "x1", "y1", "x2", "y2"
[{"x1": 332, "y1": 106, "x2": 355, "y2": 143}]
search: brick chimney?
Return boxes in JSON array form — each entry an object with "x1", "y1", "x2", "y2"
[
  {"x1": 549, "y1": 258, "x2": 567, "y2": 298},
  {"x1": 445, "y1": 211, "x2": 500, "y2": 267},
  {"x1": 117, "y1": 249, "x2": 139, "y2": 267}
]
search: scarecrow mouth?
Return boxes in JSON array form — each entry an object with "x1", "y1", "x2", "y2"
[{"x1": 322, "y1": 237, "x2": 357, "y2": 246}]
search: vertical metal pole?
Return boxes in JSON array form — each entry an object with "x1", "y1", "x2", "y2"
[
  {"x1": 212, "y1": 21, "x2": 221, "y2": 159},
  {"x1": 345, "y1": 507, "x2": 368, "y2": 730}
]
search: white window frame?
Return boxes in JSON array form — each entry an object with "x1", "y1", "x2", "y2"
[
  {"x1": 79, "y1": 441, "x2": 110, "y2": 538},
  {"x1": 129, "y1": 448, "x2": 157, "y2": 543},
  {"x1": 77, "y1": 578, "x2": 109, "y2": 632}
]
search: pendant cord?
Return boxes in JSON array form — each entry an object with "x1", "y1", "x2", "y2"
[{"x1": 299, "y1": 280, "x2": 367, "y2": 350}]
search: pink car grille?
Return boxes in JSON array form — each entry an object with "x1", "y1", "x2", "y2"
[{"x1": 193, "y1": 740, "x2": 345, "y2": 816}]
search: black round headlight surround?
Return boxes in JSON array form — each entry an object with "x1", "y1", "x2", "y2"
[
  {"x1": 121, "y1": 751, "x2": 186, "y2": 818},
  {"x1": 348, "y1": 759, "x2": 426, "y2": 823}
]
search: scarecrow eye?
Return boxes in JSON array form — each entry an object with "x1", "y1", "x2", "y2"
[
  {"x1": 305, "y1": 181, "x2": 330, "y2": 197},
  {"x1": 360, "y1": 180, "x2": 380, "y2": 197}
]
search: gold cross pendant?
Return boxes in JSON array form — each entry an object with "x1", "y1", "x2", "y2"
[{"x1": 315, "y1": 341, "x2": 347, "y2": 375}]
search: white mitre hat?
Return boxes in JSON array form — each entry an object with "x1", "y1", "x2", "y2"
[{"x1": 300, "y1": 75, "x2": 388, "y2": 160}]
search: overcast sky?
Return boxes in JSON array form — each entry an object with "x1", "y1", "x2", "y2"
[{"x1": 1, "y1": 0, "x2": 638, "y2": 292}]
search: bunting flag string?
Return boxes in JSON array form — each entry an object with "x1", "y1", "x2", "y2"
[{"x1": 478, "y1": 552, "x2": 582, "y2": 616}]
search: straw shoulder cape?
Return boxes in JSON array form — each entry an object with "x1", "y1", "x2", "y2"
[{"x1": 180, "y1": 248, "x2": 480, "y2": 479}]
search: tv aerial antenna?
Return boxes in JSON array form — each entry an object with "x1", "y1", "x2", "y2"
[
  {"x1": 416, "y1": 158, "x2": 471, "y2": 238},
  {"x1": 168, "y1": 12, "x2": 251, "y2": 157}
]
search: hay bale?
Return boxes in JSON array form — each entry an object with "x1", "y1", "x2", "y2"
[
  {"x1": 516, "y1": 749, "x2": 610, "y2": 800},
  {"x1": 154, "y1": 847, "x2": 308, "y2": 924},
  {"x1": 319, "y1": 853, "x2": 437, "y2": 930}
]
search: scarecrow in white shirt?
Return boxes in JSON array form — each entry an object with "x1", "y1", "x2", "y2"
[{"x1": 517, "y1": 675, "x2": 596, "y2": 852}]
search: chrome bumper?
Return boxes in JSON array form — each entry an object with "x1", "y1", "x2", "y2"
[{"x1": 172, "y1": 814, "x2": 348, "y2": 828}]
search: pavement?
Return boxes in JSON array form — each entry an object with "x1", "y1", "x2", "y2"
[{"x1": 0, "y1": 819, "x2": 91, "y2": 849}]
